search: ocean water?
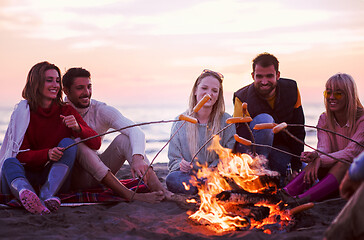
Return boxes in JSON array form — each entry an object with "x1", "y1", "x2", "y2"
[{"x1": 0, "y1": 103, "x2": 324, "y2": 163}]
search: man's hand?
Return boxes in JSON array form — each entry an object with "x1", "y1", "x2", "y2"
[
  {"x1": 340, "y1": 171, "x2": 362, "y2": 200},
  {"x1": 60, "y1": 115, "x2": 81, "y2": 132},
  {"x1": 48, "y1": 147, "x2": 64, "y2": 162},
  {"x1": 130, "y1": 154, "x2": 149, "y2": 184},
  {"x1": 180, "y1": 159, "x2": 192, "y2": 173},
  {"x1": 304, "y1": 157, "x2": 321, "y2": 185}
]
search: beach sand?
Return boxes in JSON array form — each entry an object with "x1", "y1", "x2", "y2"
[{"x1": 0, "y1": 163, "x2": 346, "y2": 240}]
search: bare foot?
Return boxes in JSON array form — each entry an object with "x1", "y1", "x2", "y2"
[{"x1": 133, "y1": 191, "x2": 165, "y2": 203}]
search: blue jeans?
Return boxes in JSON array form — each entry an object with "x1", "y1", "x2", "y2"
[
  {"x1": 237, "y1": 114, "x2": 295, "y2": 186},
  {"x1": 166, "y1": 171, "x2": 198, "y2": 195},
  {"x1": 1, "y1": 138, "x2": 77, "y2": 194}
]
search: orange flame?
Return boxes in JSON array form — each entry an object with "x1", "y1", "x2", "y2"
[
  {"x1": 188, "y1": 136, "x2": 291, "y2": 233},
  {"x1": 182, "y1": 182, "x2": 190, "y2": 191}
]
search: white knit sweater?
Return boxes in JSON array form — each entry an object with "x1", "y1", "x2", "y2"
[{"x1": 66, "y1": 98, "x2": 146, "y2": 163}]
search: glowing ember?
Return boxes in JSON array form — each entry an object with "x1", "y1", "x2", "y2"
[{"x1": 188, "y1": 136, "x2": 291, "y2": 233}]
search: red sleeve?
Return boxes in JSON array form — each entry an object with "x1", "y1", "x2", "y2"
[
  {"x1": 17, "y1": 133, "x2": 49, "y2": 167},
  {"x1": 63, "y1": 106, "x2": 101, "y2": 150}
]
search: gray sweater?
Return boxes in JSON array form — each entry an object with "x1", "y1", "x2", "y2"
[{"x1": 168, "y1": 112, "x2": 236, "y2": 172}]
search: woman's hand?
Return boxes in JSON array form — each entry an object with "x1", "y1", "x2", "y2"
[
  {"x1": 301, "y1": 151, "x2": 319, "y2": 163},
  {"x1": 60, "y1": 115, "x2": 81, "y2": 132},
  {"x1": 304, "y1": 157, "x2": 321, "y2": 185},
  {"x1": 48, "y1": 147, "x2": 64, "y2": 161},
  {"x1": 180, "y1": 159, "x2": 192, "y2": 173}
]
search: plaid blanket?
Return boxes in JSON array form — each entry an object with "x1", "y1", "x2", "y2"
[{"x1": 0, "y1": 179, "x2": 149, "y2": 207}]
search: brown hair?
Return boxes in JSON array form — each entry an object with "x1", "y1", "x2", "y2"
[
  {"x1": 22, "y1": 61, "x2": 63, "y2": 110},
  {"x1": 252, "y1": 52, "x2": 279, "y2": 73}
]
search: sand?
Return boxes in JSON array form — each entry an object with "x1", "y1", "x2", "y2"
[{"x1": 0, "y1": 163, "x2": 346, "y2": 240}]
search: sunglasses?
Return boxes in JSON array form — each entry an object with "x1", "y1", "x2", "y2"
[
  {"x1": 202, "y1": 69, "x2": 224, "y2": 81},
  {"x1": 323, "y1": 90, "x2": 344, "y2": 100}
]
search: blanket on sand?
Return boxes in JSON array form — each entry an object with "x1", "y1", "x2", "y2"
[{"x1": 0, "y1": 178, "x2": 148, "y2": 207}]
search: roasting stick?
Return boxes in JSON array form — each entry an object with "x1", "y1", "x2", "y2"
[
  {"x1": 254, "y1": 122, "x2": 353, "y2": 165},
  {"x1": 289, "y1": 124, "x2": 364, "y2": 149},
  {"x1": 255, "y1": 123, "x2": 364, "y2": 149},
  {"x1": 62, "y1": 119, "x2": 180, "y2": 151},
  {"x1": 130, "y1": 94, "x2": 211, "y2": 201},
  {"x1": 189, "y1": 116, "x2": 253, "y2": 166},
  {"x1": 239, "y1": 102, "x2": 256, "y2": 155},
  {"x1": 273, "y1": 123, "x2": 352, "y2": 165},
  {"x1": 234, "y1": 134, "x2": 301, "y2": 159}
]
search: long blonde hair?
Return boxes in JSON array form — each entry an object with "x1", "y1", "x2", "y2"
[
  {"x1": 186, "y1": 70, "x2": 225, "y2": 161},
  {"x1": 324, "y1": 73, "x2": 363, "y2": 134}
]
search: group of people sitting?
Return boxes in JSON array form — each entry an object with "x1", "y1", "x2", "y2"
[{"x1": 0, "y1": 52, "x2": 362, "y2": 238}]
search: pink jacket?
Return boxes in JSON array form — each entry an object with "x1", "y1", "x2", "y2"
[{"x1": 316, "y1": 112, "x2": 364, "y2": 167}]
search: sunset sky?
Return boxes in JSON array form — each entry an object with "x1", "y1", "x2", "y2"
[{"x1": 0, "y1": 0, "x2": 363, "y2": 108}]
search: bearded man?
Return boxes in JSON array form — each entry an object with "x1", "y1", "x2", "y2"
[{"x1": 233, "y1": 53, "x2": 305, "y2": 186}]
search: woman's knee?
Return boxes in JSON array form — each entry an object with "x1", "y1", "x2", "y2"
[
  {"x1": 1, "y1": 158, "x2": 25, "y2": 182},
  {"x1": 2, "y1": 158, "x2": 22, "y2": 172},
  {"x1": 58, "y1": 138, "x2": 77, "y2": 167},
  {"x1": 330, "y1": 162, "x2": 350, "y2": 181}
]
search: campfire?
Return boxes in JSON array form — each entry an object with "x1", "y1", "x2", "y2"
[{"x1": 187, "y1": 136, "x2": 292, "y2": 234}]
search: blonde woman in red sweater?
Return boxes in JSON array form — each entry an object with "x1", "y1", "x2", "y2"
[{"x1": 0, "y1": 62, "x2": 101, "y2": 214}]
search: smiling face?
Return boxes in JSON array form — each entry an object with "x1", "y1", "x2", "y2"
[
  {"x1": 64, "y1": 77, "x2": 92, "y2": 108},
  {"x1": 41, "y1": 69, "x2": 60, "y2": 102},
  {"x1": 325, "y1": 88, "x2": 346, "y2": 113},
  {"x1": 194, "y1": 76, "x2": 221, "y2": 108},
  {"x1": 252, "y1": 64, "x2": 280, "y2": 98}
]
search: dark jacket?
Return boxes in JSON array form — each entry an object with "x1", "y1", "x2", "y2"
[{"x1": 233, "y1": 78, "x2": 305, "y2": 171}]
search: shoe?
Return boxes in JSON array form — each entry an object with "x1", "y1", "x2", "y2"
[
  {"x1": 10, "y1": 178, "x2": 50, "y2": 215},
  {"x1": 278, "y1": 188, "x2": 310, "y2": 207}
]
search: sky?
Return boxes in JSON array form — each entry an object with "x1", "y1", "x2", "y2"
[{"x1": 0, "y1": 0, "x2": 363, "y2": 108}]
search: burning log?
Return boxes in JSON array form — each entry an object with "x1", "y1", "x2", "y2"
[
  {"x1": 216, "y1": 189, "x2": 281, "y2": 206},
  {"x1": 223, "y1": 204, "x2": 271, "y2": 222}
]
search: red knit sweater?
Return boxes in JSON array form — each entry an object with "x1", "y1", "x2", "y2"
[{"x1": 17, "y1": 102, "x2": 101, "y2": 168}]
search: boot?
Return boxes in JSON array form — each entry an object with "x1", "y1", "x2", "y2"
[
  {"x1": 283, "y1": 171, "x2": 309, "y2": 196},
  {"x1": 298, "y1": 173, "x2": 339, "y2": 202},
  {"x1": 10, "y1": 177, "x2": 50, "y2": 215},
  {"x1": 39, "y1": 163, "x2": 69, "y2": 212}
]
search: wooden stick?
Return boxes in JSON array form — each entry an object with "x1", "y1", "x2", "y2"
[
  {"x1": 190, "y1": 124, "x2": 234, "y2": 165},
  {"x1": 130, "y1": 94, "x2": 211, "y2": 200},
  {"x1": 282, "y1": 129, "x2": 352, "y2": 165},
  {"x1": 130, "y1": 122, "x2": 186, "y2": 201},
  {"x1": 288, "y1": 124, "x2": 364, "y2": 149},
  {"x1": 63, "y1": 119, "x2": 180, "y2": 151}
]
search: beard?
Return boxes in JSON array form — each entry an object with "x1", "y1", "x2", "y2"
[
  {"x1": 254, "y1": 82, "x2": 277, "y2": 98},
  {"x1": 73, "y1": 95, "x2": 90, "y2": 108}
]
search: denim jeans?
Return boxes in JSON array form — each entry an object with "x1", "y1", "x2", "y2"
[
  {"x1": 1, "y1": 138, "x2": 77, "y2": 194},
  {"x1": 166, "y1": 171, "x2": 198, "y2": 195},
  {"x1": 237, "y1": 113, "x2": 296, "y2": 187}
]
